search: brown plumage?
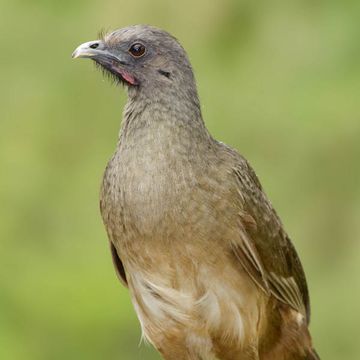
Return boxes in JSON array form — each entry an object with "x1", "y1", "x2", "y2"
[{"x1": 73, "y1": 25, "x2": 319, "y2": 360}]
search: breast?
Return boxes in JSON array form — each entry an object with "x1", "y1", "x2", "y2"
[
  {"x1": 102, "y1": 140, "x2": 240, "y2": 248},
  {"x1": 101, "y1": 137, "x2": 202, "y2": 240}
]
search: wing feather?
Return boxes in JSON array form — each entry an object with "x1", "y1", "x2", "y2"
[
  {"x1": 224, "y1": 147, "x2": 310, "y2": 320},
  {"x1": 110, "y1": 242, "x2": 128, "y2": 287}
]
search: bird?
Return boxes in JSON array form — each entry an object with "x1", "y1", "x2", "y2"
[{"x1": 72, "y1": 25, "x2": 319, "y2": 360}]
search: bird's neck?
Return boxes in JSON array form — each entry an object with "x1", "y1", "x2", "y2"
[{"x1": 118, "y1": 88, "x2": 210, "y2": 148}]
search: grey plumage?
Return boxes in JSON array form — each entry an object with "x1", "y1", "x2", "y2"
[{"x1": 73, "y1": 25, "x2": 318, "y2": 360}]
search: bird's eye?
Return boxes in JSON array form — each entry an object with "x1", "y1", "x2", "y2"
[{"x1": 129, "y1": 43, "x2": 146, "y2": 57}]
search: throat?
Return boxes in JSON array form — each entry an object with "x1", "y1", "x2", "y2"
[
  {"x1": 118, "y1": 109, "x2": 204, "y2": 171},
  {"x1": 119, "y1": 94, "x2": 209, "y2": 152}
]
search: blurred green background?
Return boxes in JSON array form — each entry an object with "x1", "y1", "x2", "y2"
[{"x1": 1, "y1": 0, "x2": 359, "y2": 359}]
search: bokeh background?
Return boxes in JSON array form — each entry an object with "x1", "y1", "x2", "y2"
[{"x1": 1, "y1": 0, "x2": 360, "y2": 359}]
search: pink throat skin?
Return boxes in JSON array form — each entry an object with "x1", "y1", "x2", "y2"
[
  {"x1": 120, "y1": 70, "x2": 137, "y2": 85},
  {"x1": 110, "y1": 62, "x2": 138, "y2": 85}
]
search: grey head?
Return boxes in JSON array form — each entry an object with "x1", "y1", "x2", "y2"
[{"x1": 72, "y1": 25, "x2": 199, "y2": 105}]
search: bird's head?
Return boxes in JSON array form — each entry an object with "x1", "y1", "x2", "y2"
[{"x1": 72, "y1": 25, "x2": 196, "y2": 95}]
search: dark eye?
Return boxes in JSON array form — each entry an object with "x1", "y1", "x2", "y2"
[{"x1": 129, "y1": 43, "x2": 146, "y2": 57}]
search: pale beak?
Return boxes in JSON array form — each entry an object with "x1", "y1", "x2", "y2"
[
  {"x1": 72, "y1": 40, "x2": 102, "y2": 59},
  {"x1": 72, "y1": 39, "x2": 136, "y2": 85},
  {"x1": 72, "y1": 40, "x2": 128, "y2": 66}
]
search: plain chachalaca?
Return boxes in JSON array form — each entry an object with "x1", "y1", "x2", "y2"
[{"x1": 72, "y1": 25, "x2": 319, "y2": 360}]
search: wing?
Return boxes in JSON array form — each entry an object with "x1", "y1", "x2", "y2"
[
  {"x1": 224, "y1": 146, "x2": 310, "y2": 321},
  {"x1": 109, "y1": 242, "x2": 128, "y2": 286},
  {"x1": 100, "y1": 186, "x2": 128, "y2": 288}
]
